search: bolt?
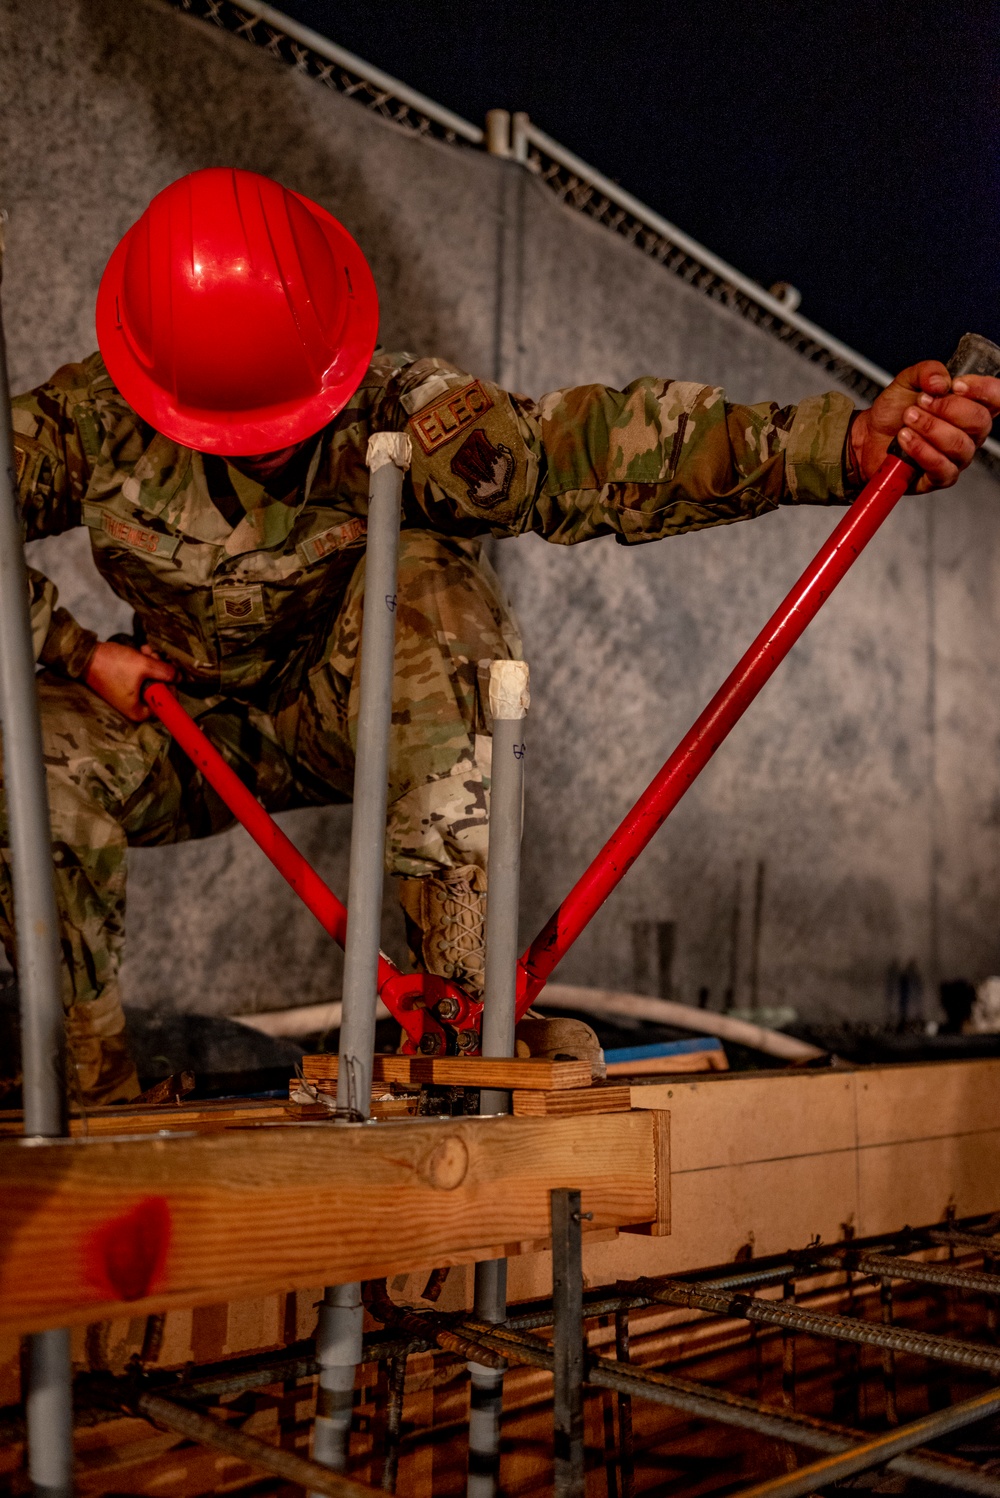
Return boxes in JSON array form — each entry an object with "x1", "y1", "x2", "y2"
[
  {"x1": 455, "y1": 1029, "x2": 479, "y2": 1053},
  {"x1": 434, "y1": 994, "x2": 461, "y2": 1022},
  {"x1": 419, "y1": 1032, "x2": 444, "y2": 1055}
]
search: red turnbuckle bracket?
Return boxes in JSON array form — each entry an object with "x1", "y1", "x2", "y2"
[{"x1": 380, "y1": 972, "x2": 483, "y2": 1054}]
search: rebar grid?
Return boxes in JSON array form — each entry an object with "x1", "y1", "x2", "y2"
[
  {"x1": 809, "y1": 1247, "x2": 1000, "y2": 1297},
  {"x1": 646, "y1": 1276, "x2": 1000, "y2": 1374},
  {"x1": 9, "y1": 1213, "x2": 1000, "y2": 1494}
]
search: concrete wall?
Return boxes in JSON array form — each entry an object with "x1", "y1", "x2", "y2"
[{"x1": 1, "y1": 0, "x2": 998, "y2": 1023}]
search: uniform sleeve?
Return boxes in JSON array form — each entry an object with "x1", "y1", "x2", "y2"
[
  {"x1": 390, "y1": 359, "x2": 855, "y2": 545},
  {"x1": 10, "y1": 360, "x2": 103, "y2": 678}
]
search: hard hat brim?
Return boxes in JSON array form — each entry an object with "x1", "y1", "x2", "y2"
[{"x1": 96, "y1": 196, "x2": 379, "y2": 457}]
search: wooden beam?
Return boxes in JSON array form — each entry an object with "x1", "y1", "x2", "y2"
[
  {"x1": 511, "y1": 1085, "x2": 632, "y2": 1117},
  {"x1": 0, "y1": 1111, "x2": 656, "y2": 1336},
  {"x1": 301, "y1": 1055, "x2": 594, "y2": 1090},
  {"x1": 620, "y1": 1111, "x2": 671, "y2": 1236},
  {"x1": 0, "y1": 1098, "x2": 296, "y2": 1138}
]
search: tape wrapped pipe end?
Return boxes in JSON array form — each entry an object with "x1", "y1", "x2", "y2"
[
  {"x1": 367, "y1": 431, "x2": 412, "y2": 473},
  {"x1": 489, "y1": 659, "x2": 530, "y2": 721}
]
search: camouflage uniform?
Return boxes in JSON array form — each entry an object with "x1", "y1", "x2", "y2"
[{"x1": 8, "y1": 350, "x2": 854, "y2": 1100}]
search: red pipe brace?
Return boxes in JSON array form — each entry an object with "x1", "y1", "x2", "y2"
[
  {"x1": 515, "y1": 452, "x2": 917, "y2": 1013},
  {"x1": 143, "y1": 683, "x2": 480, "y2": 1052},
  {"x1": 146, "y1": 451, "x2": 914, "y2": 1049}
]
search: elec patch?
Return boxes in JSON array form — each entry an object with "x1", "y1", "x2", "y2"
[{"x1": 410, "y1": 379, "x2": 494, "y2": 455}]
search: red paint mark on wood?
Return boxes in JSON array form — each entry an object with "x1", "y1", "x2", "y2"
[{"x1": 86, "y1": 1196, "x2": 171, "y2": 1301}]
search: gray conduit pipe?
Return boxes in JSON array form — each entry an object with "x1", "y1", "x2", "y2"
[
  {"x1": 234, "y1": 987, "x2": 823, "y2": 1063},
  {"x1": 312, "y1": 433, "x2": 409, "y2": 1487},
  {"x1": 468, "y1": 660, "x2": 529, "y2": 1498},
  {"x1": 537, "y1": 985, "x2": 825, "y2": 1063},
  {"x1": 0, "y1": 217, "x2": 74, "y2": 1496}
]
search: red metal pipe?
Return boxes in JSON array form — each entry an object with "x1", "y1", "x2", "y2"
[
  {"x1": 517, "y1": 452, "x2": 917, "y2": 1012},
  {"x1": 142, "y1": 685, "x2": 474, "y2": 1052},
  {"x1": 143, "y1": 682, "x2": 394, "y2": 987}
]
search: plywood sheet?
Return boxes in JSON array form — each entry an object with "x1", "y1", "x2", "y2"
[
  {"x1": 630, "y1": 1070, "x2": 857, "y2": 1172},
  {"x1": 858, "y1": 1130, "x2": 1000, "y2": 1235},
  {"x1": 855, "y1": 1059, "x2": 1000, "y2": 1147}
]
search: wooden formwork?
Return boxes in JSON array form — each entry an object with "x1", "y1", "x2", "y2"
[
  {"x1": 2, "y1": 1056, "x2": 1000, "y2": 1494},
  {"x1": 1, "y1": 1057, "x2": 997, "y2": 1349}
]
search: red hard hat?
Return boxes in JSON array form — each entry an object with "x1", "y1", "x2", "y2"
[{"x1": 96, "y1": 168, "x2": 379, "y2": 456}]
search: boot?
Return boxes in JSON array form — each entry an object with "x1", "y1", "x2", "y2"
[
  {"x1": 398, "y1": 864, "x2": 487, "y2": 1000},
  {"x1": 65, "y1": 983, "x2": 141, "y2": 1106},
  {"x1": 515, "y1": 1016, "x2": 606, "y2": 1079}
]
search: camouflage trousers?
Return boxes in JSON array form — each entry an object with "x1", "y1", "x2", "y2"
[{"x1": 0, "y1": 532, "x2": 519, "y2": 1102}]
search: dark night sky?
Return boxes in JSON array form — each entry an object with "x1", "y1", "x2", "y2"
[{"x1": 277, "y1": 0, "x2": 999, "y2": 377}]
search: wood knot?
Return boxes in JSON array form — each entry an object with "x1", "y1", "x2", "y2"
[{"x1": 421, "y1": 1135, "x2": 469, "y2": 1190}]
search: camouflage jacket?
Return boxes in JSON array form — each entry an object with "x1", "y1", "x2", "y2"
[{"x1": 11, "y1": 350, "x2": 854, "y2": 699}]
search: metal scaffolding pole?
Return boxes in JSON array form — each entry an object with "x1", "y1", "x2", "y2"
[
  {"x1": 313, "y1": 432, "x2": 409, "y2": 1486},
  {"x1": 479, "y1": 658, "x2": 529, "y2": 1112},
  {"x1": 468, "y1": 660, "x2": 529, "y2": 1498},
  {"x1": 336, "y1": 431, "x2": 410, "y2": 1119},
  {"x1": 0, "y1": 220, "x2": 73, "y2": 1497}
]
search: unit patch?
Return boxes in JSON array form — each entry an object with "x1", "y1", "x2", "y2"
[
  {"x1": 82, "y1": 504, "x2": 181, "y2": 560},
  {"x1": 449, "y1": 428, "x2": 515, "y2": 511},
  {"x1": 214, "y1": 583, "x2": 267, "y2": 628},
  {"x1": 410, "y1": 379, "x2": 494, "y2": 455},
  {"x1": 296, "y1": 516, "x2": 367, "y2": 568}
]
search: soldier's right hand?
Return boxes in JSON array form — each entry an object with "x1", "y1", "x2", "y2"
[{"x1": 83, "y1": 641, "x2": 177, "y2": 722}]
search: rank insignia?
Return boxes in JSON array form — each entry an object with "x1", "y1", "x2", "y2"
[{"x1": 214, "y1": 582, "x2": 267, "y2": 628}]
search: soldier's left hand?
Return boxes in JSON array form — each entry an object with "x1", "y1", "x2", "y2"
[{"x1": 848, "y1": 361, "x2": 1000, "y2": 494}]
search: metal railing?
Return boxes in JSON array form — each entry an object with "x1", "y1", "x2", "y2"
[
  {"x1": 509, "y1": 114, "x2": 891, "y2": 405},
  {"x1": 165, "y1": 0, "x2": 483, "y2": 145},
  {"x1": 166, "y1": 0, "x2": 1000, "y2": 475},
  {"x1": 166, "y1": 0, "x2": 1000, "y2": 478}
]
